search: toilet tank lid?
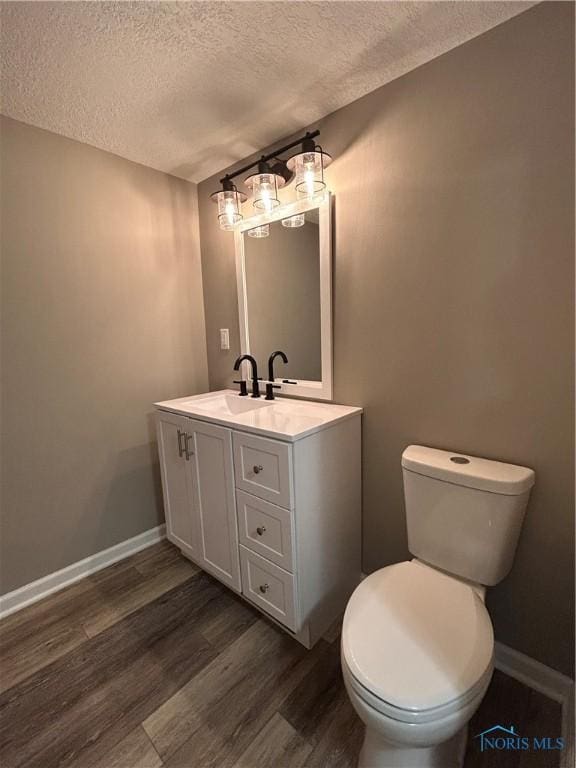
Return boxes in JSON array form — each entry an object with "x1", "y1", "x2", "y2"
[{"x1": 402, "y1": 445, "x2": 535, "y2": 495}]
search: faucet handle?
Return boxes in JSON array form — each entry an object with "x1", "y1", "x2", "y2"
[
  {"x1": 265, "y1": 382, "x2": 281, "y2": 401},
  {"x1": 233, "y1": 380, "x2": 248, "y2": 397}
]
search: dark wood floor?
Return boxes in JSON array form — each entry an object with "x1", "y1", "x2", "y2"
[{"x1": 0, "y1": 541, "x2": 565, "y2": 768}]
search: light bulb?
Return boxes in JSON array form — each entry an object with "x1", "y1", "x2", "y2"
[
  {"x1": 260, "y1": 185, "x2": 272, "y2": 212},
  {"x1": 225, "y1": 200, "x2": 236, "y2": 227},
  {"x1": 304, "y1": 167, "x2": 316, "y2": 198}
]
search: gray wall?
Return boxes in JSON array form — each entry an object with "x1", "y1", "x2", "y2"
[
  {"x1": 0, "y1": 116, "x2": 208, "y2": 594},
  {"x1": 245, "y1": 219, "x2": 321, "y2": 381},
  {"x1": 198, "y1": 3, "x2": 575, "y2": 676}
]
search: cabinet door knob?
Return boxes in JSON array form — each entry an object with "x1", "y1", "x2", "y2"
[
  {"x1": 253, "y1": 465, "x2": 263, "y2": 474},
  {"x1": 259, "y1": 583, "x2": 269, "y2": 594},
  {"x1": 256, "y1": 526, "x2": 266, "y2": 536}
]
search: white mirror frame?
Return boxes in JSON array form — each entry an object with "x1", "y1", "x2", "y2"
[{"x1": 234, "y1": 192, "x2": 333, "y2": 401}]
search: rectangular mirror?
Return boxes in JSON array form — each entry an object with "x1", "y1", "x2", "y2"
[{"x1": 235, "y1": 194, "x2": 332, "y2": 400}]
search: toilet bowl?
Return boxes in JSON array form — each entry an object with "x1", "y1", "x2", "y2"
[
  {"x1": 341, "y1": 560, "x2": 494, "y2": 767},
  {"x1": 340, "y1": 446, "x2": 534, "y2": 768},
  {"x1": 342, "y1": 660, "x2": 492, "y2": 768}
]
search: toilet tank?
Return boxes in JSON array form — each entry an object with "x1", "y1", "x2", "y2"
[{"x1": 402, "y1": 445, "x2": 535, "y2": 586}]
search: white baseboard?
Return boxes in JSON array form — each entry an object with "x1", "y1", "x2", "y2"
[
  {"x1": 495, "y1": 641, "x2": 575, "y2": 768},
  {"x1": 494, "y1": 641, "x2": 573, "y2": 703},
  {"x1": 0, "y1": 524, "x2": 166, "y2": 620}
]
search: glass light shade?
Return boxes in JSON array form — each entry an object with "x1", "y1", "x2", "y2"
[
  {"x1": 247, "y1": 224, "x2": 270, "y2": 238},
  {"x1": 287, "y1": 148, "x2": 332, "y2": 201},
  {"x1": 251, "y1": 173, "x2": 280, "y2": 212},
  {"x1": 281, "y1": 214, "x2": 305, "y2": 228},
  {"x1": 211, "y1": 187, "x2": 246, "y2": 231},
  {"x1": 295, "y1": 152, "x2": 324, "y2": 199}
]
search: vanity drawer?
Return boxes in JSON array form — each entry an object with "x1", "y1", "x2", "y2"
[
  {"x1": 237, "y1": 491, "x2": 294, "y2": 572},
  {"x1": 239, "y1": 546, "x2": 297, "y2": 631},
  {"x1": 233, "y1": 432, "x2": 293, "y2": 508}
]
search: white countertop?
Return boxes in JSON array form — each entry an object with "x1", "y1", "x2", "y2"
[{"x1": 155, "y1": 389, "x2": 362, "y2": 442}]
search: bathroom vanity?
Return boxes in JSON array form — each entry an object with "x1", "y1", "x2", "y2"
[
  {"x1": 155, "y1": 390, "x2": 361, "y2": 648},
  {"x1": 154, "y1": 190, "x2": 360, "y2": 646}
]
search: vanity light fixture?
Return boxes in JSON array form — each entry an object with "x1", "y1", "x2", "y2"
[
  {"x1": 286, "y1": 135, "x2": 332, "y2": 201},
  {"x1": 210, "y1": 177, "x2": 247, "y2": 231},
  {"x1": 210, "y1": 130, "x2": 330, "y2": 231}
]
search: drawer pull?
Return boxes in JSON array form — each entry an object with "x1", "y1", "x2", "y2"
[
  {"x1": 256, "y1": 526, "x2": 266, "y2": 536},
  {"x1": 259, "y1": 583, "x2": 270, "y2": 594},
  {"x1": 177, "y1": 429, "x2": 185, "y2": 458},
  {"x1": 253, "y1": 464, "x2": 263, "y2": 474}
]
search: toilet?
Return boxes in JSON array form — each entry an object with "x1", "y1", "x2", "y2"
[{"x1": 341, "y1": 445, "x2": 535, "y2": 768}]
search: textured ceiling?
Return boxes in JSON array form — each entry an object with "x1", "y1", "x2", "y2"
[{"x1": 0, "y1": 1, "x2": 535, "y2": 182}]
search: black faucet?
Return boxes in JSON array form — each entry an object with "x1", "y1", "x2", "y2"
[
  {"x1": 234, "y1": 354, "x2": 260, "y2": 398},
  {"x1": 268, "y1": 350, "x2": 288, "y2": 382},
  {"x1": 265, "y1": 351, "x2": 289, "y2": 401}
]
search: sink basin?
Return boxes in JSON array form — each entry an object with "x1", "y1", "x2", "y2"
[
  {"x1": 189, "y1": 393, "x2": 273, "y2": 416},
  {"x1": 155, "y1": 389, "x2": 363, "y2": 441}
]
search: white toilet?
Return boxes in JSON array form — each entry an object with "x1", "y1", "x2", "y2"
[{"x1": 341, "y1": 445, "x2": 535, "y2": 768}]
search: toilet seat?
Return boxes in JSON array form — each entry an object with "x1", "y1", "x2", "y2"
[
  {"x1": 342, "y1": 560, "x2": 494, "y2": 719},
  {"x1": 342, "y1": 654, "x2": 493, "y2": 724}
]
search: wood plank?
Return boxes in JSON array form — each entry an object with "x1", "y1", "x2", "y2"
[
  {"x1": 145, "y1": 624, "x2": 332, "y2": 768},
  {"x1": 0, "y1": 543, "x2": 197, "y2": 691},
  {"x1": 160, "y1": 641, "x2": 336, "y2": 768},
  {"x1": 0, "y1": 618, "x2": 89, "y2": 695},
  {"x1": 0, "y1": 567, "x2": 144, "y2": 694},
  {"x1": 198, "y1": 589, "x2": 259, "y2": 652},
  {"x1": 561, "y1": 692, "x2": 575, "y2": 768},
  {"x1": 465, "y1": 670, "x2": 535, "y2": 768},
  {"x1": 304, "y1": 689, "x2": 364, "y2": 768},
  {"x1": 130, "y1": 541, "x2": 198, "y2": 577},
  {"x1": 232, "y1": 712, "x2": 312, "y2": 768},
  {"x1": 161, "y1": 640, "x2": 331, "y2": 768},
  {"x1": 82, "y1": 556, "x2": 197, "y2": 637},
  {"x1": 464, "y1": 671, "x2": 564, "y2": 768},
  {"x1": 0, "y1": 572, "x2": 221, "y2": 768},
  {"x1": 517, "y1": 688, "x2": 562, "y2": 768},
  {"x1": 143, "y1": 619, "x2": 305, "y2": 761},
  {"x1": 87, "y1": 726, "x2": 163, "y2": 768},
  {"x1": 0, "y1": 543, "x2": 192, "y2": 639},
  {"x1": 0, "y1": 562, "x2": 140, "y2": 639},
  {"x1": 279, "y1": 637, "x2": 343, "y2": 745},
  {"x1": 322, "y1": 615, "x2": 343, "y2": 645}
]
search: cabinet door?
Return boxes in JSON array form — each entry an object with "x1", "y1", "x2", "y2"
[
  {"x1": 188, "y1": 419, "x2": 241, "y2": 593},
  {"x1": 156, "y1": 411, "x2": 199, "y2": 560}
]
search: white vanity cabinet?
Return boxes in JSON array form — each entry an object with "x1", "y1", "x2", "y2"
[{"x1": 155, "y1": 391, "x2": 362, "y2": 648}]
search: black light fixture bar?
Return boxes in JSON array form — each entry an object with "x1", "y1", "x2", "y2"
[{"x1": 219, "y1": 130, "x2": 320, "y2": 185}]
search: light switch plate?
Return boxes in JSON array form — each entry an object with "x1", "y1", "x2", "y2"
[{"x1": 219, "y1": 328, "x2": 230, "y2": 350}]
